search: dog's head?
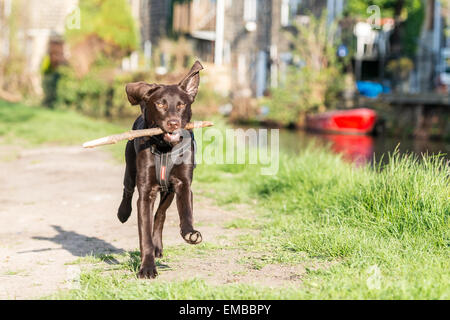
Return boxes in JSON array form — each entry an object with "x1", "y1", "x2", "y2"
[{"x1": 125, "y1": 61, "x2": 203, "y2": 144}]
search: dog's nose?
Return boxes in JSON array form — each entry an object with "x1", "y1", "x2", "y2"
[{"x1": 167, "y1": 119, "x2": 180, "y2": 131}]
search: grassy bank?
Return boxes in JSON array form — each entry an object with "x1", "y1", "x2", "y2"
[
  {"x1": 0, "y1": 100, "x2": 127, "y2": 160},
  {"x1": 193, "y1": 142, "x2": 449, "y2": 299},
  {"x1": 1, "y1": 101, "x2": 448, "y2": 299}
]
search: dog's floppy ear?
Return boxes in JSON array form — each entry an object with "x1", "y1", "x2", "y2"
[
  {"x1": 178, "y1": 60, "x2": 203, "y2": 102},
  {"x1": 126, "y1": 82, "x2": 161, "y2": 105}
]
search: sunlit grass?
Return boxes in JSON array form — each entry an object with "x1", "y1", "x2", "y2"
[
  {"x1": 193, "y1": 130, "x2": 449, "y2": 299},
  {"x1": 0, "y1": 100, "x2": 127, "y2": 160}
]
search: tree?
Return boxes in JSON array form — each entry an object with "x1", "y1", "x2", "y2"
[
  {"x1": 0, "y1": 0, "x2": 32, "y2": 100},
  {"x1": 263, "y1": 13, "x2": 343, "y2": 127},
  {"x1": 42, "y1": 0, "x2": 140, "y2": 111},
  {"x1": 65, "y1": 0, "x2": 139, "y2": 77},
  {"x1": 345, "y1": 0, "x2": 424, "y2": 57}
]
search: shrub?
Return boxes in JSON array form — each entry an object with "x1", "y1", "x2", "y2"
[
  {"x1": 65, "y1": 0, "x2": 138, "y2": 77},
  {"x1": 261, "y1": 14, "x2": 344, "y2": 126}
]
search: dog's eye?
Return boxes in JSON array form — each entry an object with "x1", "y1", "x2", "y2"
[
  {"x1": 177, "y1": 104, "x2": 186, "y2": 110},
  {"x1": 156, "y1": 103, "x2": 167, "y2": 109}
]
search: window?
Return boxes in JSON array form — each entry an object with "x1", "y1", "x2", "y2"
[
  {"x1": 281, "y1": 0, "x2": 301, "y2": 27},
  {"x1": 281, "y1": 0, "x2": 289, "y2": 27}
]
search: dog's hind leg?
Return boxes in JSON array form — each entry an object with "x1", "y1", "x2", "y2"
[
  {"x1": 152, "y1": 192, "x2": 175, "y2": 258},
  {"x1": 117, "y1": 140, "x2": 137, "y2": 223}
]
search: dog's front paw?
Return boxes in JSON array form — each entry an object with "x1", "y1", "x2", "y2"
[
  {"x1": 182, "y1": 230, "x2": 203, "y2": 245},
  {"x1": 117, "y1": 198, "x2": 132, "y2": 223},
  {"x1": 138, "y1": 264, "x2": 158, "y2": 279}
]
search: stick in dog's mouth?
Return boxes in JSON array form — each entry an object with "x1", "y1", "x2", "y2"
[{"x1": 82, "y1": 121, "x2": 213, "y2": 148}]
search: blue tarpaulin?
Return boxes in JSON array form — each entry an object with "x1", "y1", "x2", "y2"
[{"x1": 356, "y1": 81, "x2": 384, "y2": 98}]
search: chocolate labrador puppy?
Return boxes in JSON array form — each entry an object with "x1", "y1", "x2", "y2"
[{"x1": 117, "y1": 61, "x2": 203, "y2": 279}]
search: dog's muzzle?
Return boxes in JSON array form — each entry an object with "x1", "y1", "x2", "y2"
[{"x1": 163, "y1": 132, "x2": 181, "y2": 144}]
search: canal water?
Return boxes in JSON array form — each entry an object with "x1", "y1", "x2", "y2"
[{"x1": 277, "y1": 129, "x2": 450, "y2": 165}]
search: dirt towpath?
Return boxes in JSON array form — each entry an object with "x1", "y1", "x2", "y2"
[{"x1": 0, "y1": 146, "x2": 306, "y2": 299}]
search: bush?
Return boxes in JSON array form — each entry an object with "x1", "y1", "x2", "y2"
[
  {"x1": 50, "y1": 67, "x2": 153, "y2": 118},
  {"x1": 65, "y1": 0, "x2": 138, "y2": 76},
  {"x1": 46, "y1": 64, "x2": 225, "y2": 119},
  {"x1": 41, "y1": 0, "x2": 141, "y2": 115},
  {"x1": 261, "y1": 14, "x2": 344, "y2": 127}
]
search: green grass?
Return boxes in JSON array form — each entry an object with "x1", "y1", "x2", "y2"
[
  {"x1": 0, "y1": 100, "x2": 127, "y2": 160},
  {"x1": 195, "y1": 147, "x2": 449, "y2": 299},
  {"x1": 51, "y1": 248, "x2": 301, "y2": 300},
  {"x1": 55, "y1": 274, "x2": 300, "y2": 300},
  {"x1": 63, "y1": 133, "x2": 449, "y2": 299},
  {"x1": 196, "y1": 148, "x2": 449, "y2": 299},
  {"x1": 191, "y1": 124, "x2": 449, "y2": 299},
  {"x1": 1, "y1": 101, "x2": 448, "y2": 299}
]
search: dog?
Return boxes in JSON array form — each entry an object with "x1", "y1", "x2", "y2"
[{"x1": 117, "y1": 61, "x2": 204, "y2": 279}]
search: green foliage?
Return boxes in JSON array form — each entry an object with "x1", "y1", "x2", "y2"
[
  {"x1": 346, "y1": 0, "x2": 398, "y2": 18},
  {"x1": 387, "y1": 57, "x2": 414, "y2": 76},
  {"x1": 44, "y1": 64, "x2": 225, "y2": 119},
  {"x1": 65, "y1": 0, "x2": 138, "y2": 52},
  {"x1": 41, "y1": 0, "x2": 142, "y2": 113},
  {"x1": 346, "y1": 0, "x2": 424, "y2": 56},
  {"x1": 260, "y1": 67, "x2": 303, "y2": 126},
  {"x1": 402, "y1": 0, "x2": 424, "y2": 57},
  {"x1": 44, "y1": 65, "x2": 152, "y2": 117},
  {"x1": 54, "y1": 66, "x2": 107, "y2": 115},
  {"x1": 0, "y1": 0, "x2": 32, "y2": 96}
]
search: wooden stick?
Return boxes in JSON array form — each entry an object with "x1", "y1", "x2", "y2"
[{"x1": 82, "y1": 121, "x2": 214, "y2": 148}]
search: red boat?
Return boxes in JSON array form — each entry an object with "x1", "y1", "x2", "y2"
[{"x1": 306, "y1": 108, "x2": 377, "y2": 135}]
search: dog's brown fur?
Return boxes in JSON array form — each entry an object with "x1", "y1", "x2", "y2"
[{"x1": 117, "y1": 61, "x2": 203, "y2": 279}]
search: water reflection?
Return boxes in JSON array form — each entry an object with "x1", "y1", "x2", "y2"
[{"x1": 325, "y1": 134, "x2": 374, "y2": 165}]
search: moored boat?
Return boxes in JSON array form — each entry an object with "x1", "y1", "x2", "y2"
[{"x1": 306, "y1": 108, "x2": 377, "y2": 134}]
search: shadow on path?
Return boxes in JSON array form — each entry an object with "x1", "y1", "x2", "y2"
[
  {"x1": 20, "y1": 226, "x2": 173, "y2": 269},
  {"x1": 18, "y1": 225, "x2": 124, "y2": 263}
]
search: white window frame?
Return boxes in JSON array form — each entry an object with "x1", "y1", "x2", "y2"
[
  {"x1": 281, "y1": 0, "x2": 290, "y2": 27},
  {"x1": 281, "y1": 0, "x2": 302, "y2": 27},
  {"x1": 243, "y1": 0, "x2": 257, "y2": 23}
]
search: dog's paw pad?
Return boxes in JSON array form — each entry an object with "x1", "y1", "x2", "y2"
[
  {"x1": 183, "y1": 231, "x2": 202, "y2": 245},
  {"x1": 138, "y1": 265, "x2": 158, "y2": 279},
  {"x1": 154, "y1": 248, "x2": 163, "y2": 258}
]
